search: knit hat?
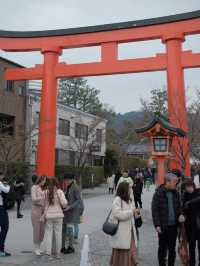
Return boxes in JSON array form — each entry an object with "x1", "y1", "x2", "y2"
[{"x1": 164, "y1": 172, "x2": 178, "y2": 182}]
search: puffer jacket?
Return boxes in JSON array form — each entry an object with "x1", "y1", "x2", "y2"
[{"x1": 152, "y1": 185, "x2": 181, "y2": 229}]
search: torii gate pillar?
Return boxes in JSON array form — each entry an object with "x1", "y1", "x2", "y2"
[
  {"x1": 36, "y1": 48, "x2": 61, "y2": 176},
  {"x1": 163, "y1": 34, "x2": 190, "y2": 176}
]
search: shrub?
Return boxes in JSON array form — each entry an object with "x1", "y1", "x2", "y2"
[{"x1": 55, "y1": 165, "x2": 105, "y2": 188}]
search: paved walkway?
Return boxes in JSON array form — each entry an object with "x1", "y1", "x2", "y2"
[{"x1": 0, "y1": 185, "x2": 181, "y2": 266}]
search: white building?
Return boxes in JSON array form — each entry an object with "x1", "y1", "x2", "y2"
[{"x1": 26, "y1": 91, "x2": 107, "y2": 167}]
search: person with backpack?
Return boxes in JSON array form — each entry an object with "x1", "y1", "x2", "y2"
[
  {"x1": 0, "y1": 172, "x2": 11, "y2": 257},
  {"x1": 182, "y1": 180, "x2": 200, "y2": 266}
]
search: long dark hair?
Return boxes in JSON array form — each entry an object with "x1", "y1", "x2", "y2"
[
  {"x1": 46, "y1": 177, "x2": 59, "y2": 205},
  {"x1": 116, "y1": 182, "x2": 130, "y2": 203},
  {"x1": 36, "y1": 175, "x2": 47, "y2": 189}
]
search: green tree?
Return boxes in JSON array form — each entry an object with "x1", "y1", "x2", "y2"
[
  {"x1": 104, "y1": 149, "x2": 119, "y2": 176},
  {"x1": 58, "y1": 78, "x2": 102, "y2": 114},
  {"x1": 140, "y1": 88, "x2": 168, "y2": 119}
]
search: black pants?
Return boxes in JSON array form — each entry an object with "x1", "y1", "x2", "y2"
[
  {"x1": 0, "y1": 206, "x2": 9, "y2": 252},
  {"x1": 188, "y1": 235, "x2": 200, "y2": 266},
  {"x1": 109, "y1": 188, "x2": 114, "y2": 194},
  {"x1": 16, "y1": 199, "x2": 22, "y2": 216},
  {"x1": 158, "y1": 225, "x2": 178, "y2": 266},
  {"x1": 134, "y1": 193, "x2": 142, "y2": 208}
]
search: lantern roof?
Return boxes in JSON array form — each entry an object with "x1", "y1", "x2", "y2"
[{"x1": 135, "y1": 114, "x2": 186, "y2": 137}]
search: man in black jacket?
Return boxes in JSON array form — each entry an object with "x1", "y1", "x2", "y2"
[{"x1": 152, "y1": 173, "x2": 183, "y2": 266}]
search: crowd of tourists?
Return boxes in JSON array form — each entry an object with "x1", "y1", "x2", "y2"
[
  {"x1": 107, "y1": 168, "x2": 200, "y2": 266},
  {"x1": 107, "y1": 168, "x2": 153, "y2": 207},
  {"x1": 1, "y1": 167, "x2": 200, "y2": 265},
  {"x1": 0, "y1": 172, "x2": 84, "y2": 259}
]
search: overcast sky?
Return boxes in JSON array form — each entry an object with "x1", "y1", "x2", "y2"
[{"x1": 0, "y1": 0, "x2": 200, "y2": 113}]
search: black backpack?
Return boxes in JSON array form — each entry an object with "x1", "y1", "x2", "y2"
[{"x1": 1, "y1": 189, "x2": 15, "y2": 210}]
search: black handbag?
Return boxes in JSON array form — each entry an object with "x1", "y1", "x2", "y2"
[
  {"x1": 102, "y1": 200, "x2": 122, "y2": 236},
  {"x1": 102, "y1": 211, "x2": 119, "y2": 236},
  {"x1": 135, "y1": 215, "x2": 143, "y2": 228}
]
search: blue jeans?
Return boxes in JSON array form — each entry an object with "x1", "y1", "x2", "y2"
[{"x1": 74, "y1": 223, "x2": 79, "y2": 239}]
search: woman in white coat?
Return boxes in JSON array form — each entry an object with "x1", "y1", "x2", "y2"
[{"x1": 110, "y1": 182, "x2": 138, "y2": 266}]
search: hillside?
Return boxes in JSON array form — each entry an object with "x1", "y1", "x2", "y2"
[{"x1": 110, "y1": 111, "x2": 144, "y2": 130}]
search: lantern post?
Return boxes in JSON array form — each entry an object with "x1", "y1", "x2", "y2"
[{"x1": 135, "y1": 114, "x2": 186, "y2": 186}]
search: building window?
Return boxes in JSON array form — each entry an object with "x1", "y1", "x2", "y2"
[
  {"x1": 96, "y1": 129, "x2": 102, "y2": 143},
  {"x1": 75, "y1": 123, "x2": 88, "y2": 140},
  {"x1": 17, "y1": 85, "x2": 25, "y2": 96},
  {"x1": 59, "y1": 119, "x2": 70, "y2": 136},
  {"x1": 0, "y1": 114, "x2": 15, "y2": 136},
  {"x1": 5, "y1": 80, "x2": 14, "y2": 92},
  {"x1": 55, "y1": 148, "x2": 71, "y2": 165}
]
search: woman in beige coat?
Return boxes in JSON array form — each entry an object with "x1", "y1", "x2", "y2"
[
  {"x1": 110, "y1": 182, "x2": 138, "y2": 266},
  {"x1": 31, "y1": 175, "x2": 46, "y2": 255}
]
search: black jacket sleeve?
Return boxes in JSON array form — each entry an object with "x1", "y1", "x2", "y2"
[{"x1": 152, "y1": 192, "x2": 161, "y2": 228}]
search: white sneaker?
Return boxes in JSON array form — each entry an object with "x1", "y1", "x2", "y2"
[{"x1": 35, "y1": 249, "x2": 41, "y2": 256}]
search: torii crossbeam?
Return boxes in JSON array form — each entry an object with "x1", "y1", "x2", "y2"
[{"x1": 2, "y1": 10, "x2": 200, "y2": 176}]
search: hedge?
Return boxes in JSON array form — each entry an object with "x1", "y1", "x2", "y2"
[
  {"x1": 55, "y1": 165, "x2": 105, "y2": 188},
  {"x1": 0, "y1": 161, "x2": 105, "y2": 189}
]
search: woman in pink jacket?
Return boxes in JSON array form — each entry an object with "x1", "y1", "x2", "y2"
[
  {"x1": 31, "y1": 175, "x2": 46, "y2": 256},
  {"x1": 42, "y1": 177, "x2": 68, "y2": 258}
]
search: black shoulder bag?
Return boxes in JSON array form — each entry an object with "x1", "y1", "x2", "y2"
[{"x1": 102, "y1": 200, "x2": 122, "y2": 236}]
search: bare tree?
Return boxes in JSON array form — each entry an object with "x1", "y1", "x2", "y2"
[
  {"x1": 187, "y1": 89, "x2": 200, "y2": 161},
  {"x1": 63, "y1": 115, "x2": 106, "y2": 188}
]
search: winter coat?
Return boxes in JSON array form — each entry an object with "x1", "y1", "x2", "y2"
[
  {"x1": 133, "y1": 179, "x2": 143, "y2": 195},
  {"x1": 14, "y1": 179, "x2": 25, "y2": 201},
  {"x1": 110, "y1": 196, "x2": 137, "y2": 250},
  {"x1": 183, "y1": 189, "x2": 200, "y2": 240},
  {"x1": 107, "y1": 175, "x2": 115, "y2": 189},
  {"x1": 63, "y1": 182, "x2": 84, "y2": 224},
  {"x1": 152, "y1": 185, "x2": 181, "y2": 229}
]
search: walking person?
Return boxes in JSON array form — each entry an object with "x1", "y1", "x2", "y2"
[
  {"x1": 114, "y1": 171, "x2": 121, "y2": 190},
  {"x1": 31, "y1": 175, "x2": 46, "y2": 256},
  {"x1": 152, "y1": 172, "x2": 184, "y2": 266},
  {"x1": 0, "y1": 172, "x2": 11, "y2": 257},
  {"x1": 107, "y1": 174, "x2": 115, "y2": 194},
  {"x1": 110, "y1": 182, "x2": 138, "y2": 266},
  {"x1": 133, "y1": 174, "x2": 143, "y2": 209},
  {"x1": 182, "y1": 180, "x2": 200, "y2": 266},
  {"x1": 117, "y1": 171, "x2": 133, "y2": 189},
  {"x1": 61, "y1": 173, "x2": 82, "y2": 254},
  {"x1": 14, "y1": 176, "x2": 25, "y2": 218},
  {"x1": 43, "y1": 177, "x2": 67, "y2": 258}
]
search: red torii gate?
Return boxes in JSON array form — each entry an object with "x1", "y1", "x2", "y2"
[{"x1": 2, "y1": 10, "x2": 200, "y2": 176}]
